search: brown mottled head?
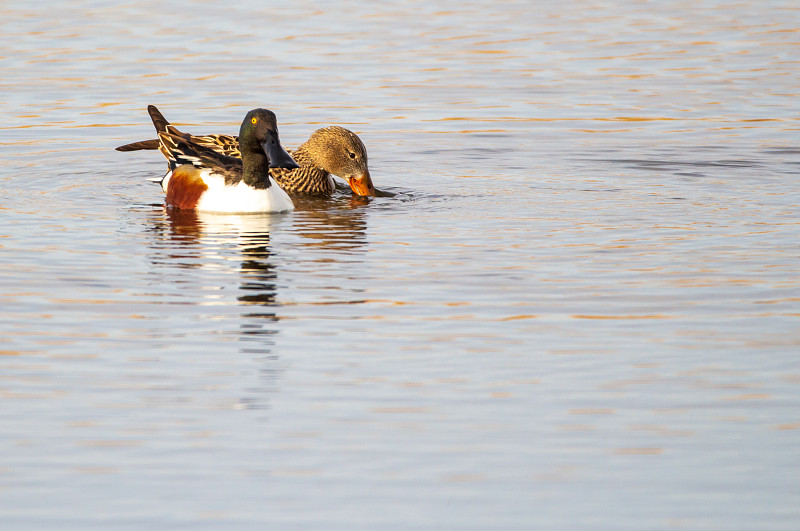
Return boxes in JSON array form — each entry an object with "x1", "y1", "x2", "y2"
[{"x1": 302, "y1": 126, "x2": 375, "y2": 196}]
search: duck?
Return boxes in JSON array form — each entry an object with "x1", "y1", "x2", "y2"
[
  {"x1": 117, "y1": 105, "x2": 375, "y2": 197},
  {"x1": 146, "y1": 107, "x2": 298, "y2": 213}
]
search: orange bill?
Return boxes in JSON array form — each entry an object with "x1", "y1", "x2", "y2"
[{"x1": 348, "y1": 170, "x2": 376, "y2": 196}]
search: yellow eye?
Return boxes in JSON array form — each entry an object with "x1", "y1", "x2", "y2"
[{"x1": 251, "y1": 117, "x2": 257, "y2": 124}]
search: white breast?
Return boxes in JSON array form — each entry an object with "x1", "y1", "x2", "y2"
[{"x1": 194, "y1": 173, "x2": 294, "y2": 214}]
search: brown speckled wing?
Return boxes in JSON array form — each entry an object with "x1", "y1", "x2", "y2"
[
  {"x1": 270, "y1": 147, "x2": 334, "y2": 196},
  {"x1": 192, "y1": 134, "x2": 240, "y2": 158}
]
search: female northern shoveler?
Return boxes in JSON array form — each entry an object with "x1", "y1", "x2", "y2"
[
  {"x1": 151, "y1": 107, "x2": 298, "y2": 213},
  {"x1": 117, "y1": 106, "x2": 375, "y2": 197}
]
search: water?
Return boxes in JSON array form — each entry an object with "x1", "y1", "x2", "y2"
[{"x1": 2, "y1": 1, "x2": 799, "y2": 529}]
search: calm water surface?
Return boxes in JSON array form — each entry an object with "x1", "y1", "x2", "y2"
[{"x1": 1, "y1": 1, "x2": 799, "y2": 529}]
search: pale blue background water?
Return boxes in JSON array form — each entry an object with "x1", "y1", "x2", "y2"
[{"x1": 1, "y1": 1, "x2": 799, "y2": 529}]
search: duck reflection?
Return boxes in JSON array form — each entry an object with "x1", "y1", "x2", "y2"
[
  {"x1": 146, "y1": 208, "x2": 283, "y2": 353},
  {"x1": 143, "y1": 199, "x2": 370, "y2": 407},
  {"x1": 144, "y1": 193, "x2": 370, "y2": 329},
  {"x1": 238, "y1": 236, "x2": 277, "y2": 307},
  {"x1": 289, "y1": 193, "x2": 370, "y2": 252},
  {"x1": 237, "y1": 229, "x2": 279, "y2": 351}
]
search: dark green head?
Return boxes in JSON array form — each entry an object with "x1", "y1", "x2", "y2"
[{"x1": 238, "y1": 109, "x2": 299, "y2": 169}]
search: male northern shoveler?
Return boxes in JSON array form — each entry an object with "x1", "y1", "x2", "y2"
[
  {"x1": 117, "y1": 106, "x2": 375, "y2": 197},
  {"x1": 147, "y1": 107, "x2": 298, "y2": 213}
]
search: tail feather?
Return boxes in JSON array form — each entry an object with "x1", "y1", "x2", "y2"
[
  {"x1": 115, "y1": 139, "x2": 160, "y2": 152},
  {"x1": 147, "y1": 105, "x2": 171, "y2": 134}
]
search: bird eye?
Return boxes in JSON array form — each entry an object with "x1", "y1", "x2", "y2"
[
  {"x1": 348, "y1": 152, "x2": 356, "y2": 159},
  {"x1": 251, "y1": 117, "x2": 258, "y2": 124}
]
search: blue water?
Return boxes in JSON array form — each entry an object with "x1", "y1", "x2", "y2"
[{"x1": 1, "y1": 1, "x2": 799, "y2": 529}]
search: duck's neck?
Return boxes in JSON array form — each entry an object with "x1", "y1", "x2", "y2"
[
  {"x1": 292, "y1": 145, "x2": 325, "y2": 175},
  {"x1": 275, "y1": 146, "x2": 334, "y2": 195},
  {"x1": 241, "y1": 148, "x2": 271, "y2": 189}
]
